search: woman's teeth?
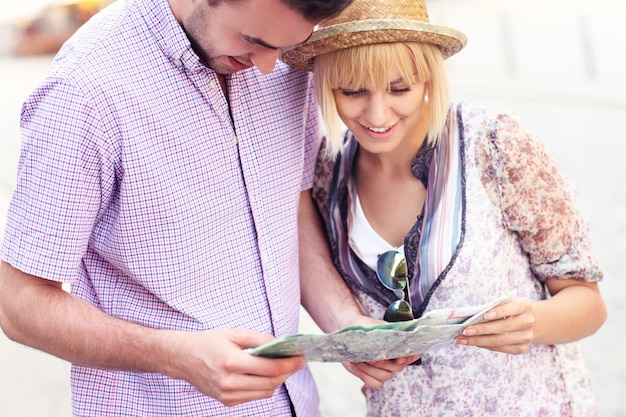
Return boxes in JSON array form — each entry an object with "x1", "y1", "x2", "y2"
[{"x1": 367, "y1": 126, "x2": 390, "y2": 133}]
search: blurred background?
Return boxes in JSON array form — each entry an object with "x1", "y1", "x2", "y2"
[{"x1": 1, "y1": 0, "x2": 624, "y2": 416}]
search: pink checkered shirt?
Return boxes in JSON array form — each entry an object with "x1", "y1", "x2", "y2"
[{"x1": 1, "y1": 0, "x2": 322, "y2": 415}]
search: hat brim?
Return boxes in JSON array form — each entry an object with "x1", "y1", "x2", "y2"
[{"x1": 281, "y1": 19, "x2": 467, "y2": 71}]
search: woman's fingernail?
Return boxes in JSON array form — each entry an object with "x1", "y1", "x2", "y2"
[
  {"x1": 456, "y1": 338, "x2": 468, "y2": 345},
  {"x1": 484, "y1": 311, "x2": 496, "y2": 320},
  {"x1": 463, "y1": 328, "x2": 476, "y2": 336}
]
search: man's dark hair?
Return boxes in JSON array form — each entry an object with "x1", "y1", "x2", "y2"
[
  {"x1": 280, "y1": 0, "x2": 354, "y2": 22},
  {"x1": 212, "y1": 0, "x2": 354, "y2": 22}
]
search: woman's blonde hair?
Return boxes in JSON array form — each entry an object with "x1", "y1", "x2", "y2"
[{"x1": 313, "y1": 41, "x2": 450, "y2": 155}]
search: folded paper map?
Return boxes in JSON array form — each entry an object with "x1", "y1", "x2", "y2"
[{"x1": 248, "y1": 295, "x2": 513, "y2": 362}]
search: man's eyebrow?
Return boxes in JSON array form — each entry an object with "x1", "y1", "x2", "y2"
[
  {"x1": 243, "y1": 30, "x2": 314, "y2": 51},
  {"x1": 243, "y1": 35, "x2": 279, "y2": 50}
]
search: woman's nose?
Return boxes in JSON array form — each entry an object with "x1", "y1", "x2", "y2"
[{"x1": 364, "y1": 93, "x2": 391, "y2": 125}]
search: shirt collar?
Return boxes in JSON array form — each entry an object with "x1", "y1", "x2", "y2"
[{"x1": 137, "y1": 0, "x2": 202, "y2": 70}]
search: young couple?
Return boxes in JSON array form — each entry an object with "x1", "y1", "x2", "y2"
[{"x1": 0, "y1": 0, "x2": 605, "y2": 415}]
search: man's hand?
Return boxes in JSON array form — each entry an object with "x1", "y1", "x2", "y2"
[
  {"x1": 0, "y1": 261, "x2": 304, "y2": 408},
  {"x1": 340, "y1": 315, "x2": 420, "y2": 389},
  {"x1": 170, "y1": 329, "x2": 306, "y2": 406},
  {"x1": 343, "y1": 355, "x2": 420, "y2": 390}
]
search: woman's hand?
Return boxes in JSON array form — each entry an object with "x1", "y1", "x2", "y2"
[
  {"x1": 454, "y1": 297, "x2": 536, "y2": 354},
  {"x1": 455, "y1": 280, "x2": 606, "y2": 354}
]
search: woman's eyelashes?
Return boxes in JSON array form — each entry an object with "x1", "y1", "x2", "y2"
[
  {"x1": 390, "y1": 87, "x2": 411, "y2": 95},
  {"x1": 339, "y1": 88, "x2": 367, "y2": 97},
  {"x1": 338, "y1": 86, "x2": 412, "y2": 97}
]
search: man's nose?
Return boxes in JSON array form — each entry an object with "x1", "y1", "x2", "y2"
[{"x1": 252, "y1": 49, "x2": 280, "y2": 74}]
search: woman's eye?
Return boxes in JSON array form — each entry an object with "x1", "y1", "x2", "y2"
[
  {"x1": 340, "y1": 89, "x2": 366, "y2": 97},
  {"x1": 390, "y1": 87, "x2": 411, "y2": 95}
]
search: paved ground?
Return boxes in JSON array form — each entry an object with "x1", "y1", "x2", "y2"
[{"x1": 1, "y1": 0, "x2": 625, "y2": 415}]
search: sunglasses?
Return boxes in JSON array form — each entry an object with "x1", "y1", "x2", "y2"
[{"x1": 376, "y1": 250, "x2": 414, "y2": 322}]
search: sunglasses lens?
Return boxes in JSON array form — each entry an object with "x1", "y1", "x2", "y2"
[
  {"x1": 376, "y1": 250, "x2": 407, "y2": 291},
  {"x1": 384, "y1": 299, "x2": 413, "y2": 322},
  {"x1": 377, "y1": 250, "x2": 414, "y2": 322}
]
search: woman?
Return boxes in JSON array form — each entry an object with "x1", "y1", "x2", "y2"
[{"x1": 282, "y1": 0, "x2": 607, "y2": 415}]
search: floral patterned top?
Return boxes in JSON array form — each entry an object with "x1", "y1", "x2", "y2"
[{"x1": 312, "y1": 102, "x2": 603, "y2": 416}]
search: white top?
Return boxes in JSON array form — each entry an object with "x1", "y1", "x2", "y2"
[{"x1": 349, "y1": 193, "x2": 404, "y2": 270}]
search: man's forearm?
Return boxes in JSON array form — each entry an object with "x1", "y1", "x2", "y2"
[
  {"x1": 0, "y1": 261, "x2": 177, "y2": 374},
  {"x1": 298, "y1": 191, "x2": 363, "y2": 333},
  {"x1": 0, "y1": 261, "x2": 307, "y2": 405}
]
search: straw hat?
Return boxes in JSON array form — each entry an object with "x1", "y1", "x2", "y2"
[{"x1": 281, "y1": 0, "x2": 467, "y2": 71}]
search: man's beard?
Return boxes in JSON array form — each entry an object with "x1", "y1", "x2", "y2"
[{"x1": 183, "y1": 5, "x2": 236, "y2": 75}]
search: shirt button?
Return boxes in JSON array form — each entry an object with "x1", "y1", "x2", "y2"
[
  {"x1": 261, "y1": 253, "x2": 269, "y2": 264},
  {"x1": 209, "y1": 80, "x2": 217, "y2": 89},
  {"x1": 182, "y1": 50, "x2": 191, "y2": 60},
  {"x1": 233, "y1": 135, "x2": 239, "y2": 145}
]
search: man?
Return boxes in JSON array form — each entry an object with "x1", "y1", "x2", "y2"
[{"x1": 0, "y1": 0, "x2": 409, "y2": 415}]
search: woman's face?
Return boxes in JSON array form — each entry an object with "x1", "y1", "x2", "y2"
[{"x1": 332, "y1": 67, "x2": 427, "y2": 155}]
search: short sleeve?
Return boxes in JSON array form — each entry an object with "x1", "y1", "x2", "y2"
[
  {"x1": 476, "y1": 111, "x2": 603, "y2": 283},
  {"x1": 1, "y1": 76, "x2": 118, "y2": 283}
]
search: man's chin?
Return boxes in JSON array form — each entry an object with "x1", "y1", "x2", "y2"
[{"x1": 203, "y1": 57, "x2": 240, "y2": 75}]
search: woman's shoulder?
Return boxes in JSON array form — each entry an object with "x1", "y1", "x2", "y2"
[
  {"x1": 454, "y1": 101, "x2": 529, "y2": 133},
  {"x1": 312, "y1": 137, "x2": 342, "y2": 215},
  {"x1": 312, "y1": 133, "x2": 358, "y2": 215},
  {"x1": 453, "y1": 101, "x2": 545, "y2": 163}
]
